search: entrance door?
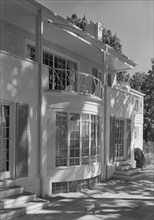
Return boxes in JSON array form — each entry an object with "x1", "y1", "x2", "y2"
[
  {"x1": 0, "y1": 104, "x2": 11, "y2": 179},
  {"x1": 114, "y1": 119, "x2": 125, "y2": 161}
]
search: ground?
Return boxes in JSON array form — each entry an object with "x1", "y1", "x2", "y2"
[{"x1": 16, "y1": 160, "x2": 154, "y2": 220}]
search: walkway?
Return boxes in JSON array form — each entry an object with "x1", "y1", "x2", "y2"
[{"x1": 16, "y1": 170, "x2": 154, "y2": 220}]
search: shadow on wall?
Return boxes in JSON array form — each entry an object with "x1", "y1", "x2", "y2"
[
  {"x1": 1, "y1": 52, "x2": 39, "y2": 176},
  {"x1": 107, "y1": 87, "x2": 135, "y2": 118}
]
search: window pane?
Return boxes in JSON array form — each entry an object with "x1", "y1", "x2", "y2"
[
  {"x1": 27, "y1": 45, "x2": 35, "y2": 61},
  {"x1": 0, "y1": 104, "x2": 10, "y2": 172},
  {"x1": 69, "y1": 113, "x2": 80, "y2": 166},
  {"x1": 81, "y1": 114, "x2": 90, "y2": 164},
  {"x1": 56, "y1": 112, "x2": 68, "y2": 166},
  {"x1": 91, "y1": 115, "x2": 97, "y2": 157},
  {"x1": 114, "y1": 119, "x2": 124, "y2": 157}
]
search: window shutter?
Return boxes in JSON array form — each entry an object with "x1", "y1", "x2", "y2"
[
  {"x1": 110, "y1": 117, "x2": 115, "y2": 163},
  {"x1": 126, "y1": 119, "x2": 131, "y2": 159},
  {"x1": 16, "y1": 103, "x2": 29, "y2": 178},
  {"x1": 108, "y1": 74, "x2": 112, "y2": 87}
]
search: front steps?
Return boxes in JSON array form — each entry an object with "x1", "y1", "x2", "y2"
[
  {"x1": 0, "y1": 179, "x2": 49, "y2": 220},
  {"x1": 113, "y1": 160, "x2": 145, "y2": 181}
]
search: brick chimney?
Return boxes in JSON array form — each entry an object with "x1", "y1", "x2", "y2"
[{"x1": 85, "y1": 21, "x2": 103, "y2": 41}]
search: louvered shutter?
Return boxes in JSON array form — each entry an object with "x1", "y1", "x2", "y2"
[
  {"x1": 110, "y1": 117, "x2": 115, "y2": 163},
  {"x1": 126, "y1": 119, "x2": 131, "y2": 159},
  {"x1": 16, "y1": 103, "x2": 29, "y2": 178}
]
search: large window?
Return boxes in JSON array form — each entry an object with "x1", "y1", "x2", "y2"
[
  {"x1": 56, "y1": 112, "x2": 101, "y2": 167},
  {"x1": 82, "y1": 114, "x2": 90, "y2": 165},
  {"x1": 110, "y1": 117, "x2": 132, "y2": 162},
  {"x1": 114, "y1": 119, "x2": 124, "y2": 158},
  {"x1": 56, "y1": 112, "x2": 68, "y2": 166},
  {"x1": 69, "y1": 114, "x2": 80, "y2": 166},
  {"x1": 0, "y1": 104, "x2": 10, "y2": 173},
  {"x1": 27, "y1": 44, "x2": 77, "y2": 91}
]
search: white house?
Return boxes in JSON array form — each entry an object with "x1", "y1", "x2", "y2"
[{"x1": 0, "y1": 0, "x2": 144, "y2": 206}]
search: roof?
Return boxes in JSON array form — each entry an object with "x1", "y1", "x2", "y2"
[{"x1": 4, "y1": 0, "x2": 137, "y2": 71}]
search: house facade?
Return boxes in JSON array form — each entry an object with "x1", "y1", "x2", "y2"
[{"x1": 0, "y1": 0, "x2": 144, "y2": 197}]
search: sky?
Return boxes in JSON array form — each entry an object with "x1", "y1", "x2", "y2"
[{"x1": 36, "y1": 0, "x2": 154, "y2": 74}]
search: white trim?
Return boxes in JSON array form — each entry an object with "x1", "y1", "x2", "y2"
[
  {"x1": 0, "y1": 101, "x2": 14, "y2": 179},
  {"x1": 54, "y1": 110, "x2": 101, "y2": 168}
]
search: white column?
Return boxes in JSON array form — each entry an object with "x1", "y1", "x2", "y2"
[
  {"x1": 101, "y1": 47, "x2": 108, "y2": 181},
  {"x1": 35, "y1": 9, "x2": 47, "y2": 197}
]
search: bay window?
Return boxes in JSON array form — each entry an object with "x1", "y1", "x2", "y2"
[{"x1": 56, "y1": 112, "x2": 101, "y2": 167}]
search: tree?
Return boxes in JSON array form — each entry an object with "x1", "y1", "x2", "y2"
[
  {"x1": 102, "y1": 28, "x2": 122, "y2": 53},
  {"x1": 66, "y1": 14, "x2": 88, "y2": 31},
  {"x1": 66, "y1": 14, "x2": 122, "y2": 52},
  {"x1": 130, "y1": 69, "x2": 154, "y2": 142},
  {"x1": 116, "y1": 71, "x2": 131, "y2": 84}
]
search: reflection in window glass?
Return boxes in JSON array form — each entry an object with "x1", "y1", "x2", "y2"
[
  {"x1": 55, "y1": 112, "x2": 100, "y2": 167},
  {"x1": 82, "y1": 114, "x2": 90, "y2": 165},
  {"x1": 56, "y1": 112, "x2": 68, "y2": 166},
  {"x1": 114, "y1": 119, "x2": 124, "y2": 157},
  {"x1": 69, "y1": 114, "x2": 80, "y2": 166},
  {"x1": 0, "y1": 104, "x2": 10, "y2": 172}
]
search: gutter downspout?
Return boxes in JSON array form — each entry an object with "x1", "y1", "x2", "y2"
[{"x1": 35, "y1": 8, "x2": 44, "y2": 197}]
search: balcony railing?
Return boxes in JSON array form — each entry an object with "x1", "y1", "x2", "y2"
[{"x1": 47, "y1": 67, "x2": 104, "y2": 99}]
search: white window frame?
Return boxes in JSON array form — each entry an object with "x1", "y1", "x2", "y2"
[{"x1": 55, "y1": 111, "x2": 101, "y2": 167}]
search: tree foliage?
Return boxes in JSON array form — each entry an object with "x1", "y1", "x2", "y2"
[
  {"x1": 102, "y1": 28, "x2": 122, "y2": 53},
  {"x1": 116, "y1": 71, "x2": 130, "y2": 84},
  {"x1": 130, "y1": 69, "x2": 154, "y2": 142},
  {"x1": 116, "y1": 64, "x2": 154, "y2": 142},
  {"x1": 66, "y1": 14, "x2": 88, "y2": 31},
  {"x1": 66, "y1": 14, "x2": 122, "y2": 52}
]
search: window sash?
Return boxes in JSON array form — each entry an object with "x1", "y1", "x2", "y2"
[
  {"x1": 55, "y1": 112, "x2": 100, "y2": 167},
  {"x1": 114, "y1": 119, "x2": 124, "y2": 157}
]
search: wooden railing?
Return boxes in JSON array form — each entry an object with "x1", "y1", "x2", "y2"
[{"x1": 48, "y1": 67, "x2": 104, "y2": 99}]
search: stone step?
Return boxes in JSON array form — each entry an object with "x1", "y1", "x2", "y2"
[
  {"x1": 114, "y1": 160, "x2": 132, "y2": 166},
  {"x1": 113, "y1": 171, "x2": 146, "y2": 181},
  {"x1": 0, "y1": 191, "x2": 36, "y2": 209},
  {"x1": 0, "y1": 180, "x2": 15, "y2": 189},
  {"x1": 0, "y1": 186, "x2": 24, "y2": 199},
  {"x1": 0, "y1": 199, "x2": 49, "y2": 220},
  {"x1": 115, "y1": 164, "x2": 133, "y2": 171},
  {"x1": 115, "y1": 168, "x2": 140, "y2": 176}
]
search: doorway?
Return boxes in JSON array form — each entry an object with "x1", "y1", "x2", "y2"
[{"x1": 0, "y1": 104, "x2": 11, "y2": 179}]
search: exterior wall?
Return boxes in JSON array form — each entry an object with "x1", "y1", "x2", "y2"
[
  {"x1": 1, "y1": 19, "x2": 104, "y2": 196},
  {"x1": 0, "y1": 51, "x2": 40, "y2": 195},
  {"x1": 1, "y1": 19, "x2": 102, "y2": 75},
  {"x1": 106, "y1": 86, "x2": 136, "y2": 179},
  {"x1": 1, "y1": 7, "x2": 143, "y2": 196},
  {"x1": 1, "y1": 19, "x2": 34, "y2": 58},
  {"x1": 42, "y1": 89, "x2": 104, "y2": 195},
  {"x1": 134, "y1": 95, "x2": 144, "y2": 150}
]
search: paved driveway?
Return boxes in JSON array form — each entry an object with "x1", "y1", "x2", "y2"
[{"x1": 16, "y1": 171, "x2": 154, "y2": 220}]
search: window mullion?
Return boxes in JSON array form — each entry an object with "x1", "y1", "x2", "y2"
[
  {"x1": 67, "y1": 113, "x2": 70, "y2": 166},
  {"x1": 96, "y1": 116, "x2": 98, "y2": 160},
  {"x1": 80, "y1": 114, "x2": 82, "y2": 165},
  {"x1": 65, "y1": 60, "x2": 67, "y2": 90},
  {"x1": 89, "y1": 115, "x2": 91, "y2": 165}
]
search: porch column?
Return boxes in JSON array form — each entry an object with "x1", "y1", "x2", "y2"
[
  {"x1": 101, "y1": 47, "x2": 108, "y2": 181},
  {"x1": 35, "y1": 8, "x2": 47, "y2": 197}
]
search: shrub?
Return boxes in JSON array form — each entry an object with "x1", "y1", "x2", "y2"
[{"x1": 134, "y1": 148, "x2": 145, "y2": 168}]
